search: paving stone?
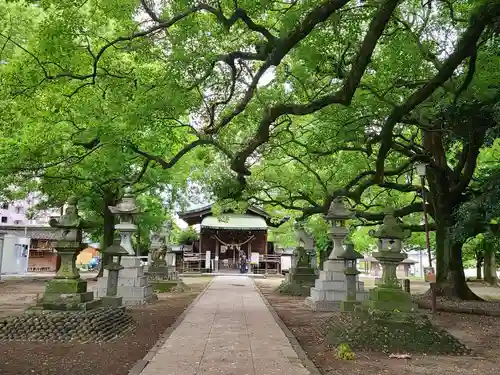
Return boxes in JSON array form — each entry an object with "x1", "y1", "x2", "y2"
[{"x1": 135, "y1": 276, "x2": 311, "y2": 375}]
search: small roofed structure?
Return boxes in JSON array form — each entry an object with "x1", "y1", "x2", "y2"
[{"x1": 178, "y1": 204, "x2": 287, "y2": 274}]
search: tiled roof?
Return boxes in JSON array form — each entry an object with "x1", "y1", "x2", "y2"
[{"x1": 0, "y1": 226, "x2": 60, "y2": 240}]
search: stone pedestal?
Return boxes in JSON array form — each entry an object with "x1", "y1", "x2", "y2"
[
  {"x1": 361, "y1": 252, "x2": 416, "y2": 313},
  {"x1": 37, "y1": 278, "x2": 102, "y2": 311},
  {"x1": 286, "y1": 246, "x2": 317, "y2": 286},
  {"x1": 101, "y1": 261, "x2": 124, "y2": 308},
  {"x1": 305, "y1": 259, "x2": 366, "y2": 311},
  {"x1": 148, "y1": 258, "x2": 170, "y2": 281},
  {"x1": 96, "y1": 257, "x2": 156, "y2": 306},
  {"x1": 286, "y1": 265, "x2": 317, "y2": 285}
]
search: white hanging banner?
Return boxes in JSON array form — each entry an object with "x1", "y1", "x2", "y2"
[
  {"x1": 251, "y1": 252, "x2": 260, "y2": 265},
  {"x1": 205, "y1": 251, "x2": 211, "y2": 269}
]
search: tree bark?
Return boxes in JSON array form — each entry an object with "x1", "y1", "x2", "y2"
[
  {"x1": 97, "y1": 189, "x2": 117, "y2": 278},
  {"x1": 476, "y1": 260, "x2": 483, "y2": 280},
  {"x1": 434, "y1": 220, "x2": 481, "y2": 300},
  {"x1": 484, "y1": 244, "x2": 498, "y2": 286}
]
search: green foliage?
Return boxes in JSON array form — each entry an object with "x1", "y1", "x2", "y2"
[
  {"x1": 337, "y1": 343, "x2": 355, "y2": 361},
  {"x1": 0, "y1": 0, "x2": 499, "y2": 299},
  {"x1": 177, "y1": 227, "x2": 199, "y2": 245},
  {"x1": 276, "y1": 281, "x2": 310, "y2": 297}
]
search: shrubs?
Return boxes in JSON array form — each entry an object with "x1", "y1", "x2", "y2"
[{"x1": 276, "y1": 281, "x2": 310, "y2": 296}]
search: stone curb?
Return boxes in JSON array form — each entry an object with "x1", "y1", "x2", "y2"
[
  {"x1": 127, "y1": 278, "x2": 214, "y2": 375},
  {"x1": 254, "y1": 281, "x2": 322, "y2": 375}
]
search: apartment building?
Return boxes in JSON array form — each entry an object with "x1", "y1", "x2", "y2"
[{"x1": 0, "y1": 193, "x2": 60, "y2": 226}]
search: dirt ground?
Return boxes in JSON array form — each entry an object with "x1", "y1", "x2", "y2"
[
  {"x1": 256, "y1": 280, "x2": 500, "y2": 375},
  {"x1": 262, "y1": 276, "x2": 500, "y2": 299},
  {"x1": 0, "y1": 277, "x2": 210, "y2": 375}
]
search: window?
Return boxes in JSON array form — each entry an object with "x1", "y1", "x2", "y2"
[
  {"x1": 15, "y1": 206, "x2": 22, "y2": 214},
  {"x1": 1, "y1": 203, "x2": 8, "y2": 210},
  {"x1": 1, "y1": 217, "x2": 7, "y2": 223},
  {"x1": 14, "y1": 220, "x2": 22, "y2": 225}
]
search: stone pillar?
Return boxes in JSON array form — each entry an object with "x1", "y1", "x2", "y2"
[
  {"x1": 305, "y1": 198, "x2": 367, "y2": 311},
  {"x1": 101, "y1": 238, "x2": 128, "y2": 308}
]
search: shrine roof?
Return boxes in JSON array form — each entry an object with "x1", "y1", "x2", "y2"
[
  {"x1": 200, "y1": 214, "x2": 267, "y2": 230},
  {"x1": 178, "y1": 204, "x2": 275, "y2": 226},
  {"x1": 0, "y1": 225, "x2": 60, "y2": 240}
]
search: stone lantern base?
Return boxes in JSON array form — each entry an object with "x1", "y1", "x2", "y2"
[
  {"x1": 35, "y1": 278, "x2": 102, "y2": 311},
  {"x1": 305, "y1": 259, "x2": 367, "y2": 311},
  {"x1": 286, "y1": 264, "x2": 317, "y2": 286},
  {"x1": 362, "y1": 286, "x2": 417, "y2": 313},
  {"x1": 95, "y1": 257, "x2": 157, "y2": 306}
]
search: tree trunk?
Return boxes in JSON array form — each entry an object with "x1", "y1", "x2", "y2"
[
  {"x1": 97, "y1": 190, "x2": 117, "y2": 278},
  {"x1": 484, "y1": 244, "x2": 498, "y2": 286},
  {"x1": 476, "y1": 260, "x2": 482, "y2": 280},
  {"x1": 434, "y1": 222, "x2": 481, "y2": 300}
]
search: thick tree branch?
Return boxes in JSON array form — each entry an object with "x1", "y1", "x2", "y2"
[
  {"x1": 375, "y1": 1, "x2": 500, "y2": 181},
  {"x1": 128, "y1": 137, "x2": 233, "y2": 170},
  {"x1": 230, "y1": 0, "x2": 401, "y2": 178},
  {"x1": 355, "y1": 202, "x2": 424, "y2": 221}
]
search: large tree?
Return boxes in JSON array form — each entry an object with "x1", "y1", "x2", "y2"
[{"x1": 1, "y1": 0, "x2": 499, "y2": 298}]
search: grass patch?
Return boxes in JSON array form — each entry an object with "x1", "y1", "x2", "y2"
[{"x1": 150, "y1": 281, "x2": 178, "y2": 293}]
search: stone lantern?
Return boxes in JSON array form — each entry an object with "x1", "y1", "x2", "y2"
[
  {"x1": 363, "y1": 209, "x2": 415, "y2": 313},
  {"x1": 101, "y1": 237, "x2": 129, "y2": 307},
  {"x1": 96, "y1": 187, "x2": 156, "y2": 306},
  {"x1": 108, "y1": 186, "x2": 140, "y2": 256},
  {"x1": 36, "y1": 197, "x2": 101, "y2": 311},
  {"x1": 368, "y1": 209, "x2": 410, "y2": 289},
  {"x1": 324, "y1": 198, "x2": 354, "y2": 260},
  {"x1": 305, "y1": 198, "x2": 367, "y2": 311},
  {"x1": 339, "y1": 241, "x2": 364, "y2": 312}
]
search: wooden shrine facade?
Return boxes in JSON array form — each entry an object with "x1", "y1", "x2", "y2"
[{"x1": 178, "y1": 205, "x2": 282, "y2": 273}]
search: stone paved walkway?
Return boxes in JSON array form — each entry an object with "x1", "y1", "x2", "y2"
[{"x1": 139, "y1": 276, "x2": 311, "y2": 375}]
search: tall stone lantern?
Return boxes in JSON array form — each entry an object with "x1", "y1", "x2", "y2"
[
  {"x1": 108, "y1": 187, "x2": 140, "y2": 256},
  {"x1": 97, "y1": 187, "x2": 156, "y2": 305},
  {"x1": 36, "y1": 197, "x2": 101, "y2": 311},
  {"x1": 362, "y1": 209, "x2": 415, "y2": 313},
  {"x1": 324, "y1": 198, "x2": 354, "y2": 260},
  {"x1": 305, "y1": 198, "x2": 367, "y2": 311}
]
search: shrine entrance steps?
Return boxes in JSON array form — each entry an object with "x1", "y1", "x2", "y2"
[{"x1": 132, "y1": 276, "x2": 312, "y2": 375}]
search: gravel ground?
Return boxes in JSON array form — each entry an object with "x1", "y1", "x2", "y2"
[
  {"x1": 256, "y1": 281, "x2": 500, "y2": 375},
  {"x1": 0, "y1": 288, "x2": 204, "y2": 375}
]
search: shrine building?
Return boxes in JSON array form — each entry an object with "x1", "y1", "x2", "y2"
[{"x1": 177, "y1": 204, "x2": 286, "y2": 273}]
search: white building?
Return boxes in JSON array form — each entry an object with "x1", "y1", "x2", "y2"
[{"x1": 0, "y1": 193, "x2": 60, "y2": 226}]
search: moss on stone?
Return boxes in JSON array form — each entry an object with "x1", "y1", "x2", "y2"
[{"x1": 44, "y1": 279, "x2": 87, "y2": 294}]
